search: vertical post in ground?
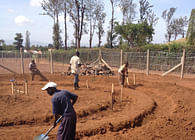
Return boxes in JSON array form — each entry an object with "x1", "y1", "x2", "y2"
[
  {"x1": 49, "y1": 49, "x2": 53, "y2": 74},
  {"x1": 24, "y1": 81, "x2": 28, "y2": 95},
  {"x1": 133, "y1": 73, "x2": 136, "y2": 85},
  {"x1": 120, "y1": 85, "x2": 123, "y2": 103},
  {"x1": 20, "y1": 48, "x2": 24, "y2": 76},
  {"x1": 120, "y1": 49, "x2": 123, "y2": 66},
  {"x1": 111, "y1": 83, "x2": 114, "y2": 110},
  {"x1": 11, "y1": 81, "x2": 14, "y2": 95},
  {"x1": 86, "y1": 80, "x2": 89, "y2": 89},
  {"x1": 146, "y1": 49, "x2": 150, "y2": 76},
  {"x1": 181, "y1": 49, "x2": 185, "y2": 79}
]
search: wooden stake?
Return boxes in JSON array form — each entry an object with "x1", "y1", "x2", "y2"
[
  {"x1": 120, "y1": 85, "x2": 123, "y2": 102},
  {"x1": 11, "y1": 82, "x2": 14, "y2": 95},
  {"x1": 126, "y1": 77, "x2": 130, "y2": 86},
  {"x1": 146, "y1": 49, "x2": 150, "y2": 76},
  {"x1": 86, "y1": 80, "x2": 89, "y2": 89},
  {"x1": 25, "y1": 82, "x2": 28, "y2": 95},
  {"x1": 133, "y1": 73, "x2": 136, "y2": 85},
  {"x1": 49, "y1": 49, "x2": 53, "y2": 74},
  {"x1": 111, "y1": 83, "x2": 114, "y2": 110},
  {"x1": 181, "y1": 49, "x2": 185, "y2": 79}
]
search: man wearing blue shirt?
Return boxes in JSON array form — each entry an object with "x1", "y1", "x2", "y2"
[{"x1": 42, "y1": 82, "x2": 78, "y2": 140}]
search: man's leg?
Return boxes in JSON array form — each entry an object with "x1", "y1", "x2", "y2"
[{"x1": 74, "y1": 74, "x2": 79, "y2": 90}]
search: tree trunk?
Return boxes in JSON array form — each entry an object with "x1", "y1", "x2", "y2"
[
  {"x1": 110, "y1": 1, "x2": 114, "y2": 48},
  {"x1": 64, "y1": 2, "x2": 67, "y2": 50}
]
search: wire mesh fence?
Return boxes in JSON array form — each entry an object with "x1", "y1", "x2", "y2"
[{"x1": 1, "y1": 49, "x2": 195, "y2": 75}]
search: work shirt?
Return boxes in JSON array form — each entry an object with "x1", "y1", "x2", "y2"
[
  {"x1": 70, "y1": 55, "x2": 81, "y2": 74},
  {"x1": 118, "y1": 64, "x2": 128, "y2": 75},
  {"x1": 52, "y1": 90, "x2": 77, "y2": 116},
  {"x1": 29, "y1": 62, "x2": 37, "y2": 72}
]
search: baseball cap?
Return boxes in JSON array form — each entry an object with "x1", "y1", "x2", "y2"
[{"x1": 42, "y1": 82, "x2": 57, "y2": 90}]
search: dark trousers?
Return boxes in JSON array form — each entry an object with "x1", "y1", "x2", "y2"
[
  {"x1": 57, "y1": 112, "x2": 77, "y2": 140},
  {"x1": 73, "y1": 74, "x2": 79, "y2": 88},
  {"x1": 30, "y1": 69, "x2": 48, "y2": 81},
  {"x1": 119, "y1": 73, "x2": 125, "y2": 86}
]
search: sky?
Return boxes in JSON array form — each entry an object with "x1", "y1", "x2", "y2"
[{"x1": 0, "y1": 0, "x2": 194, "y2": 46}]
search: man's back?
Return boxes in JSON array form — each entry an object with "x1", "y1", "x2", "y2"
[{"x1": 70, "y1": 55, "x2": 81, "y2": 74}]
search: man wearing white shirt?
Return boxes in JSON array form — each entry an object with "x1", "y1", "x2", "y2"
[{"x1": 70, "y1": 51, "x2": 81, "y2": 90}]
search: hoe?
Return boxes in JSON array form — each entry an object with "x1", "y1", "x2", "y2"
[{"x1": 34, "y1": 116, "x2": 63, "y2": 140}]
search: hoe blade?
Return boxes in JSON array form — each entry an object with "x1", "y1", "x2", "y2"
[{"x1": 34, "y1": 134, "x2": 49, "y2": 140}]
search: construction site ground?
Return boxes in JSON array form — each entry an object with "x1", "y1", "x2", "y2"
[{"x1": 0, "y1": 59, "x2": 195, "y2": 140}]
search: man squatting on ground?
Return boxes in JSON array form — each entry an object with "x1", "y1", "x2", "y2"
[
  {"x1": 118, "y1": 62, "x2": 129, "y2": 87},
  {"x1": 29, "y1": 59, "x2": 47, "y2": 81},
  {"x1": 42, "y1": 82, "x2": 78, "y2": 140},
  {"x1": 70, "y1": 51, "x2": 81, "y2": 90}
]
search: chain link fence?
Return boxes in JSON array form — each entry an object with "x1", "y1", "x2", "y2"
[{"x1": 1, "y1": 49, "x2": 195, "y2": 75}]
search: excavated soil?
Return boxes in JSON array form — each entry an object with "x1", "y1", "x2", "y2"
[{"x1": 0, "y1": 60, "x2": 195, "y2": 140}]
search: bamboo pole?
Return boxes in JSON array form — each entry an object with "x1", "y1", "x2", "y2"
[
  {"x1": 181, "y1": 49, "x2": 185, "y2": 79},
  {"x1": 146, "y1": 49, "x2": 150, "y2": 76}
]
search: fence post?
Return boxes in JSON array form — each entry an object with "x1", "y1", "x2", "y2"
[
  {"x1": 49, "y1": 49, "x2": 53, "y2": 74},
  {"x1": 120, "y1": 49, "x2": 123, "y2": 66},
  {"x1": 20, "y1": 48, "x2": 24, "y2": 75},
  {"x1": 146, "y1": 49, "x2": 150, "y2": 76},
  {"x1": 181, "y1": 49, "x2": 185, "y2": 79}
]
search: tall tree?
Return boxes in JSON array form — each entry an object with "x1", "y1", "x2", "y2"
[
  {"x1": 162, "y1": 7, "x2": 176, "y2": 42},
  {"x1": 25, "y1": 30, "x2": 30, "y2": 50},
  {"x1": 109, "y1": 0, "x2": 119, "y2": 48},
  {"x1": 41, "y1": 0, "x2": 63, "y2": 49},
  {"x1": 96, "y1": 1, "x2": 106, "y2": 47},
  {"x1": 139, "y1": 0, "x2": 153, "y2": 23},
  {"x1": 186, "y1": 9, "x2": 195, "y2": 45},
  {"x1": 119, "y1": 0, "x2": 136, "y2": 24},
  {"x1": 62, "y1": 0, "x2": 68, "y2": 50},
  {"x1": 86, "y1": 0, "x2": 97, "y2": 48},
  {"x1": 67, "y1": 0, "x2": 86, "y2": 49},
  {"x1": 14, "y1": 33, "x2": 23, "y2": 50}
]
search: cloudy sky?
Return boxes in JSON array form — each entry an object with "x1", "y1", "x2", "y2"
[{"x1": 0, "y1": 0, "x2": 194, "y2": 46}]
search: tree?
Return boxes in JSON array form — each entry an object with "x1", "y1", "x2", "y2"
[
  {"x1": 109, "y1": 0, "x2": 119, "y2": 48},
  {"x1": 62, "y1": 0, "x2": 68, "y2": 50},
  {"x1": 178, "y1": 16, "x2": 188, "y2": 38},
  {"x1": 139, "y1": 0, "x2": 153, "y2": 23},
  {"x1": 25, "y1": 30, "x2": 30, "y2": 50},
  {"x1": 67, "y1": 0, "x2": 87, "y2": 49},
  {"x1": 53, "y1": 23, "x2": 63, "y2": 49},
  {"x1": 96, "y1": 1, "x2": 106, "y2": 47},
  {"x1": 13, "y1": 33, "x2": 23, "y2": 50},
  {"x1": 41, "y1": 0, "x2": 63, "y2": 49},
  {"x1": 115, "y1": 22, "x2": 154, "y2": 48},
  {"x1": 85, "y1": 0, "x2": 97, "y2": 48},
  {"x1": 119, "y1": 0, "x2": 136, "y2": 24},
  {"x1": 162, "y1": 7, "x2": 176, "y2": 42},
  {"x1": 186, "y1": 9, "x2": 195, "y2": 45},
  {"x1": 0, "y1": 39, "x2": 5, "y2": 50}
]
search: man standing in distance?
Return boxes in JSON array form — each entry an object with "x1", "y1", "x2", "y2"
[
  {"x1": 70, "y1": 51, "x2": 81, "y2": 90},
  {"x1": 42, "y1": 82, "x2": 78, "y2": 140},
  {"x1": 118, "y1": 62, "x2": 129, "y2": 87}
]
